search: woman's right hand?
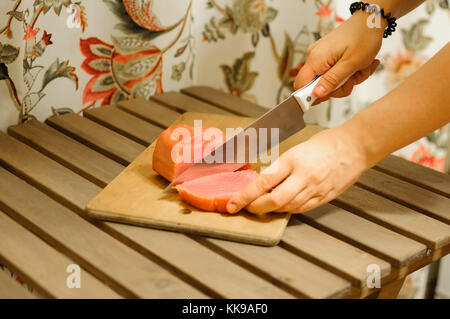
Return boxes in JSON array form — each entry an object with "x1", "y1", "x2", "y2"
[{"x1": 294, "y1": 11, "x2": 385, "y2": 104}]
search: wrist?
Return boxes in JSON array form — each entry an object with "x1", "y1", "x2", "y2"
[
  {"x1": 320, "y1": 125, "x2": 370, "y2": 174},
  {"x1": 350, "y1": 6, "x2": 388, "y2": 38},
  {"x1": 338, "y1": 115, "x2": 381, "y2": 170}
]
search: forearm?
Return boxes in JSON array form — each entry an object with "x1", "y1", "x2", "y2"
[{"x1": 342, "y1": 43, "x2": 450, "y2": 168}]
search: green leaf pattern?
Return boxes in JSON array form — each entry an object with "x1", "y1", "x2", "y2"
[
  {"x1": 0, "y1": 43, "x2": 20, "y2": 64},
  {"x1": 220, "y1": 51, "x2": 258, "y2": 96},
  {"x1": 41, "y1": 58, "x2": 79, "y2": 91},
  {"x1": 401, "y1": 19, "x2": 433, "y2": 52}
]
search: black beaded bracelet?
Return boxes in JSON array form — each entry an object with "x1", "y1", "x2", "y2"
[{"x1": 349, "y1": 2, "x2": 397, "y2": 38}]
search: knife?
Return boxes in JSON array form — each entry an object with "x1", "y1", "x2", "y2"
[{"x1": 163, "y1": 75, "x2": 341, "y2": 193}]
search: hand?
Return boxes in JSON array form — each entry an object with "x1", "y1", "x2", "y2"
[
  {"x1": 294, "y1": 12, "x2": 385, "y2": 104},
  {"x1": 226, "y1": 127, "x2": 368, "y2": 214}
]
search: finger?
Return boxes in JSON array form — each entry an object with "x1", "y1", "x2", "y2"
[
  {"x1": 276, "y1": 178, "x2": 335, "y2": 213},
  {"x1": 289, "y1": 189, "x2": 336, "y2": 214},
  {"x1": 370, "y1": 59, "x2": 381, "y2": 74},
  {"x1": 293, "y1": 62, "x2": 317, "y2": 90},
  {"x1": 328, "y1": 76, "x2": 357, "y2": 98},
  {"x1": 246, "y1": 175, "x2": 306, "y2": 214},
  {"x1": 274, "y1": 186, "x2": 313, "y2": 213},
  {"x1": 351, "y1": 60, "x2": 379, "y2": 85},
  {"x1": 315, "y1": 75, "x2": 358, "y2": 101},
  {"x1": 289, "y1": 196, "x2": 324, "y2": 214},
  {"x1": 312, "y1": 96, "x2": 329, "y2": 106},
  {"x1": 314, "y1": 60, "x2": 356, "y2": 98},
  {"x1": 226, "y1": 160, "x2": 291, "y2": 214},
  {"x1": 327, "y1": 59, "x2": 380, "y2": 99},
  {"x1": 306, "y1": 42, "x2": 318, "y2": 57},
  {"x1": 347, "y1": 59, "x2": 380, "y2": 88}
]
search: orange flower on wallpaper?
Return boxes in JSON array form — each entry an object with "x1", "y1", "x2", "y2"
[
  {"x1": 23, "y1": 24, "x2": 40, "y2": 40},
  {"x1": 123, "y1": 0, "x2": 178, "y2": 32},
  {"x1": 409, "y1": 145, "x2": 446, "y2": 172},
  {"x1": 335, "y1": 16, "x2": 345, "y2": 23},
  {"x1": 41, "y1": 30, "x2": 53, "y2": 45},
  {"x1": 80, "y1": 37, "x2": 163, "y2": 106},
  {"x1": 385, "y1": 50, "x2": 425, "y2": 88},
  {"x1": 315, "y1": 4, "x2": 332, "y2": 17}
]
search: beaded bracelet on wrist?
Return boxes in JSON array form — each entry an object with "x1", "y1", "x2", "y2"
[{"x1": 349, "y1": 2, "x2": 397, "y2": 38}]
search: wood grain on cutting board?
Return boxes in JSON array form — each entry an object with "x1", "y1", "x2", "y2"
[{"x1": 86, "y1": 112, "x2": 324, "y2": 246}]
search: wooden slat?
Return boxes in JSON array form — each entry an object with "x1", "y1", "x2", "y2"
[
  {"x1": 0, "y1": 131, "x2": 100, "y2": 213},
  {"x1": 117, "y1": 98, "x2": 180, "y2": 128},
  {"x1": 7, "y1": 121, "x2": 351, "y2": 298},
  {"x1": 8, "y1": 120, "x2": 123, "y2": 187},
  {"x1": 204, "y1": 238, "x2": 350, "y2": 298},
  {"x1": 104, "y1": 223, "x2": 293, "y2": 299},
  {"x1": 0, "y1": 167, "x2": 205, "y2": 298},
  {"x1": 281, "y1": 220, "x2": 391, "y2": 287},
  {"x1": 152, "y1": 91, "x2": 231, "y2": 115},
  {"x1": 333, "y1": 186, "x2": 450, "y2": 249},
  {"x1": 46, "y1": 113, "x2": 144, "y2": 165},
  {"x1": 0, "y1": 268, "x2": 35, "y2": 299},
  {"x1": 377, "y1": 278, "x2": 405, "y2": 299},
  {"x1": 181, "y1": 86, "x2": 267, "y2": 117},
  {"x1": 84, "y1": 105, "x2": 163, "y2": 146},
  {"x1": 297, "y1": 204, "x2": 428, "y2": 268},
  {"x1": 357, "y1": 169, "x2": 450, "y2": 224},
  {"x1": 0, "y1": 211, "x2": 120, "y2": 298},
  {"x1": 375, "y1": 155, "x2": 450, "y2": 198}
]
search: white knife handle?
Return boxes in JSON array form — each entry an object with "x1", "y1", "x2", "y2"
[
  {"x1": 292, "y1": 75, "x2": 351, "y2": 112},
  {"x1": 292, "y1": 76, "x2": 322, "y2": 112}
]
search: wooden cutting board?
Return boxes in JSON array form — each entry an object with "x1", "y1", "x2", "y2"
[{"x1": 86, "y1": 112, "x2": 324, "y2": 246}]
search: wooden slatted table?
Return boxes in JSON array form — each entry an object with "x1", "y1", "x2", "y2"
[{"x1": 1, "y1": 86, "x2": 449, "y2": 299}]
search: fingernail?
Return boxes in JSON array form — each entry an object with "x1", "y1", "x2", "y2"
[
  {"x1": 227, "y1": 202, "x2": 238, "y2": 214},
  {"x1": 315, "y1": 85, "x2": 327, "y2": 97}
]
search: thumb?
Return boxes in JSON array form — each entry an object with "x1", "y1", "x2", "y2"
[{"x1": 314, "y1": 60, "x2": 355, "y2": 98}]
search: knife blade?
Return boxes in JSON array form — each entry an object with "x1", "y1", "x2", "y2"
[{"x1": 163, "y1": 76, "x2": 325, "y2": 193}]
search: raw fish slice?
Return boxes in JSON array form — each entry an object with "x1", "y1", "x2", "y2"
[
  {"x1": 153, "y1": 125, "x2": 249, "y2": 182},
  {"x1": 152, "y1": 125, "x2": 194, "y2": 181},
  {"x1": 175, "y1": 170, "x2": 258, "y2": 213}
]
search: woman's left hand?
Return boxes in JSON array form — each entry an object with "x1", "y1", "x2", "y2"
[{"x1": 226, "y1": 127, "x2": 369, "y2": 214}]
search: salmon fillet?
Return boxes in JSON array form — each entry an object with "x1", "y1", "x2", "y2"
[
  {"x1": 153, "y1": 124, "x2": 256, "y2": 212},
  {"x1": 175, "y1": 170, "x2": 258, "y2": 213},
  {"x1": 153, "y1": 124, "x2": 250, "y2": 182},
  {"x1": 152, "y1": 125, "x2": 226, "y2": 181}
]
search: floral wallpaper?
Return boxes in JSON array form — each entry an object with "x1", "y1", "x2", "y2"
[{"x1": 0, "y1": 0, "x2": 449, "y2": 298}]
